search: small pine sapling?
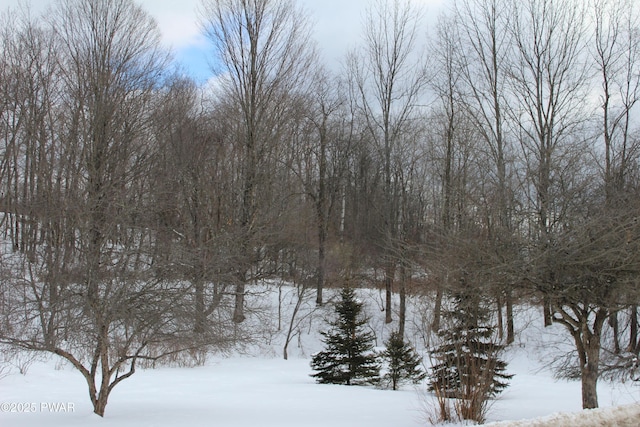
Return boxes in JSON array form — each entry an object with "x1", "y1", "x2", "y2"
[
  {"x1": 382, "y1": 331, "x2": 426, "y2": 390},
  {"x1": 310, "y1": 287, "x2": 380, "y2": 385}
]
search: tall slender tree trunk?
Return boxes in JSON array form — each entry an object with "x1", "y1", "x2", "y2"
[
  {"x1": 383, "y1": 136, "x2": 394, "y2": 324},
  {"x1": 543, "y1": 295, "x2": 553, "y2": 327},
  {"x1": 629, "y1": 305, "x2": 639, "y2": 353},
  {"x1": 316, "y1": 234, "x2": 326, "y2": 306},
  {"x1": 194, "y1": 278, "x2": 206, "y2": 334},
  {"x1": 506, "y1": 290, "x2": 515, "y2": 345},
  {"x1": 609, "y1": 311, "x2": 621, "y2": 354},
  {"x1": 316, "y1": 124, "x2": 328, "y2": 306},
  {"x1": 398, "y1": 263, "x2": 407, "y2": 339},
  {"x1": 432, "y1": 284, "x2": 443, "y2": 332},
  {"x1": 385, "y1": 260, "x2": 394, "y2": 324},
  {"x1": 496, "y1": 294, "x2": 504, "y2": 340},
  {"x1": 234, "y1": 134, "x2": 255, "y2": 324}
]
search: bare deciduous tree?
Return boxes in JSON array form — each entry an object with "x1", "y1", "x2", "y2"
[
  {"x1": 0, "y1": 0, "x2": 201, "y2": 417},
  {"x1": 348, "y1": 0, "x2": 428, "y2": 326},
  {"x1": 149, "y1": 76, "x2": 237, "y2": 339},
  {"x1": 591, "y1": 0, "x2": 640, "y2": 370},
  {"x1": 507, "y1": 0, "x2": 640, "y2": 409},
  {"x1": 593, "y1": 0, "x2": 640, "y2": 201},
  {"x1": 508, "y1": 0, "x2": 591, "y2": 326},
  {"x1": 305, "y1": 72, "x2": 348, "y2": 306},
  {"x1": 201, "y1": 0, "x2": 316, "y2": 323},
  {"x1": 451, "y1": 0, "x2": 518, "y2": 343}
]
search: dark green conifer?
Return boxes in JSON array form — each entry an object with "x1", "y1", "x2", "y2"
[
  {"x1": 428, "y1": 290, "x2": 512, "y2": 398},
  {"x1": 310, "y1": 287, "x2": 380, "y2": 385},
  {"x1": 382, "y1": 331, "x2": 426, "y2": 390}
]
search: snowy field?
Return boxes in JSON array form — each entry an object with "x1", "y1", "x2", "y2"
[{"x1": 1, "y1": 285, "x2": 639, "y2": 426}]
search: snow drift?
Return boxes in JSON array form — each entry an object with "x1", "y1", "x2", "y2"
[{"x1": 484, "y1": 403, "x2": 640, "y2": 426}]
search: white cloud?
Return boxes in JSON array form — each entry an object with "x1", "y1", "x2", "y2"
[
  {"x1": 0, "y1": 0, "x2": 445, "y2": 81},
  {"x1": 137, "y1": 0, "x2": 204, "y2": 49},
  {"x1": 308, "y1": 0, "x2": 444, "y2": 67}
]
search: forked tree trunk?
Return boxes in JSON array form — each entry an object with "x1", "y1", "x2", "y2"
[
  {"x1": 93, "y1": 390, "x2": 109, "y2": 417},
  {"x1": 283, "y1": 285, "x2": 307, "y2": 360},
  {"x1": 580, "y1": 338, "x2": 602, "y2": 409},
  {"x1": 559, "y1": 306, "x2": 608, "y2": 409},
  {"x1": 54, "y1": 341, "x2": 123, "y2": 417}
]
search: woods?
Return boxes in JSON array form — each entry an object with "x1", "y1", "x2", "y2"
[{"x1": 0, "y1": 0, "x2": 639, "y2": 418}]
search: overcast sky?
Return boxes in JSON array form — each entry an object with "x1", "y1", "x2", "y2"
[{"x1": 0, "y1": 0, "x2": 444, "y2": 83}]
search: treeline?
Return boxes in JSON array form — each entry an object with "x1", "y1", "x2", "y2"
[{"x1": 0, "y1": 0, "x2": 639, "y2": 417}]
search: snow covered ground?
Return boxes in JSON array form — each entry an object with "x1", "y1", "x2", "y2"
[
  {"x1": 484, "y1": 404, "x2": 640, "y2": 427},
  {"x1": 1, "y1": 285, "x2": 638, "y2": 426}
]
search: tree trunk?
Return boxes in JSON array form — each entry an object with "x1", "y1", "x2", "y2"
[
  {"x1": 233, "y1": 283, "x2": 246, "y2": 323},
  {"x1": 496, "y1": 295, "x2": 504, "y2": 341},
  {"x1": 432, "y1": 284, "x2": 443, "y2": 332},
  {"x1": 399, "y1": 264, "x2": 407, "y2": 339},
  {"x1": 283, "y1": 285, "x2": 307, "y2": 360},
  {"x1": 316, "y1": 118, "x2": 328, "y2": 307},
  {"x1": 580, "y1": 346, "x2": 600, "y2": 409},
  {"x1": 93, "y1": 391, "x2": 109, "y2": 417},
  {"x1": 609, "y1": 311, "x2": 621, "y2": 354},
  {"x1": 561, "y1": 307, "x2": 607, "y2": 410},
  {"x1": 384, "y1": 261, "x2": 394, "y2": 324},
  {"x1": 277, "y1": 285, "x2": 283, "y2": 331},
  {"x1": 234, "y1": 256, "x2": 247, "y2": 323},
  {"x1": 506, "y1": 290, "x2": 515, "y2": 345},
  {"x1": 194, "y1": 279, "x2": 205, "y2": 334},
  {"x1": 543, "y1": 295, "x2": 553, "y2": 327},
  {"x1": 629, "y1": 305, "x2": 638, "y2": 353},
  {"x1": 316, "y1": 222, "x2": 326, "y2": 306}
]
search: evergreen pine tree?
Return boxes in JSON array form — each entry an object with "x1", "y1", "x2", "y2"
[
  {"x1": 382, "y1": 331, "x2": 426, "y2": 390},
  {"x1": 310, "y1": 287, "x2": 380, "y2": 385},
  {"x1": 428, "y1": 290, "x2": 513, "y2": 399}
]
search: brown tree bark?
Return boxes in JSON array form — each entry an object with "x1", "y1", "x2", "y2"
[{"x1": 556, "y1": 305, "x2": 608, "y2": 409}]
